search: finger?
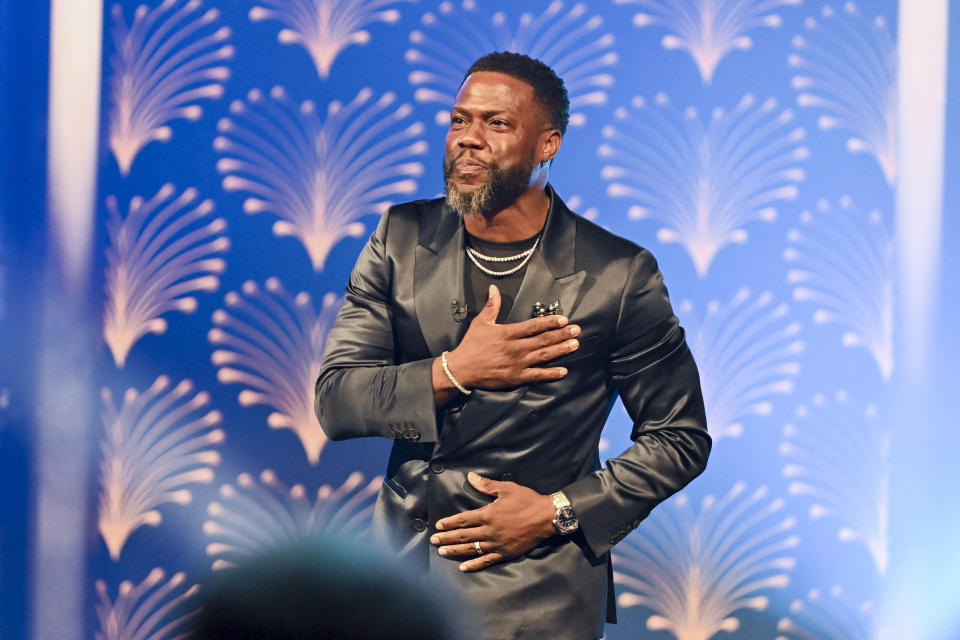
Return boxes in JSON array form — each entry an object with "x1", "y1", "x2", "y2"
[
  {"x1": 459, "y1": 552, "x2": 504, "y2": 572},
  {"x1": 468, "y1": 472, "x2": 505, "y2": 496},
  {"x1": 435, "y1": 507, "x2": 486, "y2": 531},
  {"x1": 521, "y1": 324, "x2": 581, "y2": 351},
  {"x1": 431, "y1": 526, "x2": 486, "y2": 547},
  {"x1": 475, "y1": 284, "x2": 501, "y2": 324},
  {"x1": 505, "y1": 314, "x2": 571, "y2": 338},
  {"x1": 517, "y1": 366, "x2": 568, "y2": 384},
  {"x1": 437, "y1": 540, "x2": 489, "y2": 557},
  {"x1": 521, "y1": 337, "x2": 580, "y2": 365}
]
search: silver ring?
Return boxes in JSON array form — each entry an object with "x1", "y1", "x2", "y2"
[{"x1": 474, "y1": 540, "x2": 483, "y2": 555}]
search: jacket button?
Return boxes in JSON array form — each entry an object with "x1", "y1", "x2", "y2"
[
  {"x1": 412, "y1": 518, "x2": 427, "y2": 532},
  {"x1": 430, "y1": 462, "x2": 445, "y2": 474},
  {"x1": 404, "y1": 428, "x2": 419, "y2": 440}
]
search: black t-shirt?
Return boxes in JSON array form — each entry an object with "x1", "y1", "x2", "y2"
[{"x1": 464, "y1": 230, "x2": 541, "y2": 324}]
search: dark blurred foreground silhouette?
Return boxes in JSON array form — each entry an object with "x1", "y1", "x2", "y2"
[{"x1": 192, "y1": 536, "x2": 465, "y2": 639}]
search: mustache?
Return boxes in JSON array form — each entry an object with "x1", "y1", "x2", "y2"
[{"x1": 446, "y1": 151, "x2": 488, "y2": 168}]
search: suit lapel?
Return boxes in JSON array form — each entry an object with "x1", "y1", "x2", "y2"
[
  {"x1": 505, "y1": 253, "x2": 587, "y2": 325},
  {"x1": 414, "y1": 204, "x2": 467, "y2": 356},
  {"x1": 437, "y1": 186, "x2": 588, "y2": 456},
  {"x1": 507, "y1": 185, "x2": 588, "y2": 325}
]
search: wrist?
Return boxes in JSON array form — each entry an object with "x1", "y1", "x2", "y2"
[
  {"x1": 539, "y1": 493, "x2": 559, "y2": 538},
  {"x1": 440, "y1": 350, "x2": 472, "y2": 395},
  {"x1": 432, "y1": 357, "x2": 454, "y2": 390}
]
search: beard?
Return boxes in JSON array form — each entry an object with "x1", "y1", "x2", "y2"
[{"x1": 443, "y1": 151, "x2": 535, "y2": 217}]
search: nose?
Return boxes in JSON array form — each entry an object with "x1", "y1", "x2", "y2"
[{"x1": 456, "y1": 120, "x2": 484, "y2": 150}]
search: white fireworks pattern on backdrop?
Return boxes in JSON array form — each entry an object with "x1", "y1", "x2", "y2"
[
  {"x1": 780, "y1": 391, "x2": 890, "y2": 574},
  {"x1": 406, "y1": 0, "x2": 617, "y2": 126},
  {"x1": 247, "y1": 0, "x2": 415, "y2": 78},
  {"x1": 790, "y1": 3, "x2": 896, "y2": 184},
  {"x1": 208, "y1": 279, "x2": 341, "y2": 464},
  {"x1": 784, "y1": 196, "x2": 894, "y2": 380},
  {"x1": 104, "y1": 184, "x2": 228, "y2": 368},
  {"x1": 776, "y1": 585, "x2": 881, "y2": 640},
  {"x1": 614, "y1": 0, "x2": 801, "y2": 83},
  {"x1": 94, "y1": 568, "x2": 198, "y2": 640},
  {"x1": 98, "y1": 376, "x2": 224, "y2": 560},
  {"x1": 614, "y1": 483, "x2": 800, "y2": 640},
  {"x1": 203, "y1": 469, "x2": 380, "y2": 569},
  {"x1": 565, "y1": 195, "x2": 599, "y2": 222},
  {"x1": 677, "y1": 288, "x2": 804, "y2": 441},
  {"x1": 215, "y1": 86, "x2": 426, "y2": 270},
  {"x1": 600, "y1": 93, "x2": 807, "y2": 276},
  {"x1": 107, "y1": 0, "x2": 233, "y2": 175}
]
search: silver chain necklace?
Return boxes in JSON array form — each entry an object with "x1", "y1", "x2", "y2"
[{"x1": 465, "y1": 236, "x2": 540, "y2": 277}]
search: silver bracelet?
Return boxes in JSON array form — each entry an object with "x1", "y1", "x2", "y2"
[{"x1": 440, "y1": 351, "x2": 472, "y2": 396}]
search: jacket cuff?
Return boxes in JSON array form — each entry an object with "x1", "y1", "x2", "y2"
[
  {"x1": 562, "y1": 474, "x2": 645, "y2": 558},
  {"x1": 388, "y1": 358, "x2": 440, "y2": 442}
]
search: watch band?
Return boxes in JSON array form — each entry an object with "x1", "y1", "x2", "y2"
[{"x1": 552, "y1": 490, "x2": 571, "y2": 511}]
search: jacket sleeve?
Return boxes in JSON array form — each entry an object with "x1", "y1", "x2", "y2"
[
  {"x1": 314, "y1": 211, "x2": 440, "y2": 443},
  {"x1": 561, "y1": 249, "x2": 711, "y2": 558}
]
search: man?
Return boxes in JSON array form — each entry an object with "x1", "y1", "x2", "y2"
[{"x1": 316, "y1": 52, "x2": 710, "y2": 640}]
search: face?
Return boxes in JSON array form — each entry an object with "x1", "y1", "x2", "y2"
[{"x1": 443, "y1": 71, "x2": 557, "y2": 216}]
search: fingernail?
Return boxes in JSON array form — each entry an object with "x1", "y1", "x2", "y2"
[
  {"x1": 459, "y1": 564, "x2": 468, "y2": 572},
  {"x1": 439, "y1": 548, "x2": 448, "y2": 556},
  {"x1": 557, "y1": 316, "x2": 569, "y2": 326},
  {"x1": 559, "y1": 368, "x2": 568, "y2": 376},
  {"x1": 569, "y1": 325, "x2": 581, "y2": 336},
  {"x1": 430, "y1": 535, "x2": 439, "y2": 544},
  {"x1": 568, "y1": 339, "x2": 579, "y2": 349},
  {"x1": 435, "y1": 522, "x2": 444, "y2": 531}
]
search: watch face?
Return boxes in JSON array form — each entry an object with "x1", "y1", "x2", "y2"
[{"x1": 556, "y1": 505, "x2": 579, "y2": 533}]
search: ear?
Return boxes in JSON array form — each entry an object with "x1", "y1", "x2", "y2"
[{"x1": 539, "y1": 129, "x2": 562, "y2": 165}]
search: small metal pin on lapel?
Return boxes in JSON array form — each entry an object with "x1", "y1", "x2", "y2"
[
  {"x1": 531, "y1": 300, "x2": 563, "y2": 318},
  {"x1": 451, "y1": 299, "x2": 468, "y2": 322}
]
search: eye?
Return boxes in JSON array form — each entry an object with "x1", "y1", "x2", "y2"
[
  {"x1": 450, "y1": 115, "x2": 467, "y2": 128},
  {"x1": 489, "y1": 119, "x2": 508, "y2": 128}
]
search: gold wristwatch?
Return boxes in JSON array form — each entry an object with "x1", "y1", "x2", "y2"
[{"x1": 551, "y1": 490, "x2": 579, "y2": 534}]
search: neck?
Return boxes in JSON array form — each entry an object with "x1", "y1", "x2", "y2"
[{"x1": 463, "y1": 180, "x2": 550, "y2": 242}]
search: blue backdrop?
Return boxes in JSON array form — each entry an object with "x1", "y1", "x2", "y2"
[{"x1": 2, "y1": 1, "x2": 960, "y2": 638}]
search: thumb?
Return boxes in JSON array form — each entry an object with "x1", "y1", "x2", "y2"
[
  {"x1": 468, "y1": 471, "x2": 502, "y2": 496},
  {"x1": 477, "y1": 285, "x2": 501, "y2": 323}
]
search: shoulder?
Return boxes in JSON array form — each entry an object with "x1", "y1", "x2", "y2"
[
  {"x1": 564, "y1": 210, "x2": 674, "y2": 331},
  {"x1": 574, "y1": 212, "x2": 642, "y2": 256},
  {"x1": 382, "y1": 196, "x2": 445, "y2": 226},
  {"x1": 556, "y1": 197, "x2": 656, "y2": 274},
  {"x1": 376, "y1": 197, "x2": 449, "y2": 245}
]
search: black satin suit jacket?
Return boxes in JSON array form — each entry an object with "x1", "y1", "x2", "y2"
[{"x1": 315, "y1": 187, "x2": 711, "y2": 640}]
